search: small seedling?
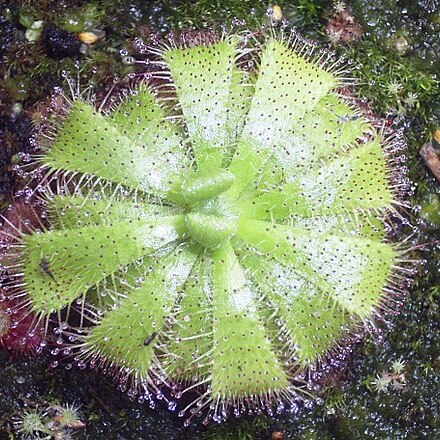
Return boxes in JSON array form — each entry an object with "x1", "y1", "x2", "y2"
[{"x1": 14, "y1": 403, "x2": 84, "y2": 439}]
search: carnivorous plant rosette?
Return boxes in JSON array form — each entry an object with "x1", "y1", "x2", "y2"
[{"x1": 3, "y1": 31, "x2": 409, "y2": 422}]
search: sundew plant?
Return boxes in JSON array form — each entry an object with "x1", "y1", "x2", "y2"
[{"x1": 2, "y1": 29, "x2": 410, "y2": 424}]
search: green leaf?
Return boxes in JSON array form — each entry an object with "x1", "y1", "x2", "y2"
[
  {"x1": 242, "y1": 38, "x2": 337, "y2": 148},
  {"x1": 227, "y1": 38, "x2": 337, "y2": 196},
  {"x1": 48, "y1": 194, "x2": 179, "y2": 229},
  {"x1": 81, "y1": 247, "x2": 197, "y2": 378},
  {"x1": 21, "y1": 216, "x2": 185, "y2": 314},
  {"x1": 235, "y1": 140, "x2": 393, "y2": 218},
  {"x1": 164, "y1": 39, "x2": 237, "y2": 168},
  {"x1": 164, "y1": 256, "x2": 213, "y2": 382},
  {"x1": 236, "y1": 219, "x2": 396, "y2": 317},
  {"x1": 210, "y1": 242, "x2": 289, "y2": 399},
  {"x1": 108, "y1": 85, "x2": 167, "y2": 141},
  {"x1": 287, "y1": 212, "x2": 386, "y2": 240},
  {"x1": 44, "y1": 100, "x2": 189, "y2": 199},
  {"x1": 239, "y1": 252, "x2": 349, "y2": 364}
]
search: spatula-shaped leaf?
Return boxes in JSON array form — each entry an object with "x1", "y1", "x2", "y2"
[
  {"x1": 44, "y1": 100, "x2": 189, "y2": 198},
  {"x1": 227, "y1": 38, "x2": 337, "y2": 196},
  {"x1": 239, "y1": 252, "x2": 349, "y2": 364},
  {"x1": 210, "y1": 243, "x2": 289, "y2": 398},
  {"x1": 48, "y1": 194, "x2": 178, "y2": 229},
  {"x1": 236, "y1": 140, "x2": 393, "y2": 218},
  {"x1": 21, "y1": 216, "x2": 184, "y2": 314},
  {"x1": 237, "y1": 219, "x2": 396, "y2": 317},
  {"x1": 164, "y1": 39, "x2": 237, "y2": 168},
  {"x1": 80, "y1": 247, "x2": 197, "y2": 378}
]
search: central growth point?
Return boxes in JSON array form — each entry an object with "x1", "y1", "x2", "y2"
[{"x1": 181, "y1": 169, "x2": 238, "y2": 248}]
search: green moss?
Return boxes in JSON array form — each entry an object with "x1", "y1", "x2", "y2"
[
  {"x1": 157, "y1": 0, "x2": 271, "y2": 30},
  {"x1": 345, "y1": 38, "x2": 438, "y2": 127},
  {"x1": 201, "y1": 416, "x2": 270, "y2": 440}
]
